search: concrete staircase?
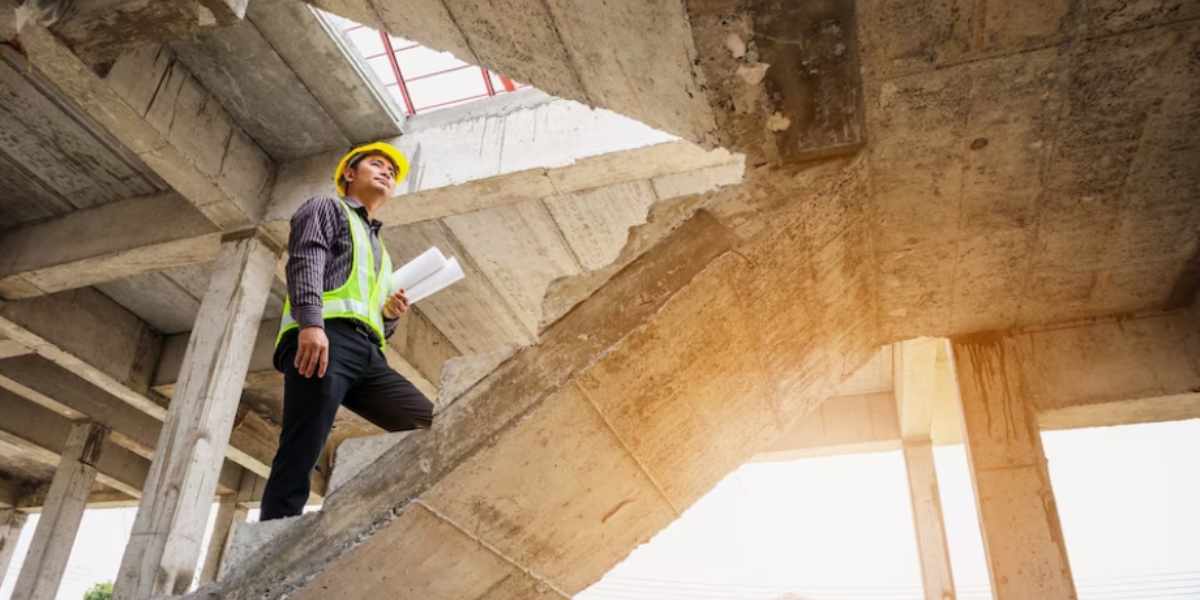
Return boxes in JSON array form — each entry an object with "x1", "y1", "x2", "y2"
[
  {"x1": 188, "y1": 171, "x2": 880, "y2": 599},
  {"x1": 216, "y1": 346, "x2": 520, "y2": 582}
]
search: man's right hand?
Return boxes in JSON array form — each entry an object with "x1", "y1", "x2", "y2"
[{"x1": 295, "y1": 326, "x2": 329, "y2": 378}]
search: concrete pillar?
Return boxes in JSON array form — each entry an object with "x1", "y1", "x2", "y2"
[
  {"x1": 902, "y1": 440, "x2": 956, "y2": 600},
  {"x1": 198, "y1": 492, "x2": 249, "y2": 584},
  {"x1": 114, "y1": 233, "x2": 277, "y2": 598},
  {"x1": 950, "y1": 337, "x2": 1077, "y2": 600},
  {"x1": 0, "y1": 509, "x2": 29, "y2": 589},
  {"x1": 12, "y1": 422, "x2": 108, "y2": 600}
]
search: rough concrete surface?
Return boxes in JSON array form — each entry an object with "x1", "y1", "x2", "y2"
[{"x1": 0, "y1": 0, "x2": 1198, "y2": 598}]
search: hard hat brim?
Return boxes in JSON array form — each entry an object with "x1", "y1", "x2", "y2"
[{"x1": 334, "y1": 142, "x2": 410, "y2": 197}]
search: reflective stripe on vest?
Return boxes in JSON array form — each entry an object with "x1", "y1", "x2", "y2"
[{"x1": 276, "y1": 199, "x2": 394, "y2": 350}]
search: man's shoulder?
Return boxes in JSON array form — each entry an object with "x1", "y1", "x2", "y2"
[{"x1": 293, "y1": 196, "x2": 343, "y2": 220}]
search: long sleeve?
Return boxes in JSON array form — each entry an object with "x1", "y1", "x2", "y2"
[
  {"x1": 286, "y1": 197, "x2": 339, "y2": 329},
  {"x1": 383, "y1": 316, "x2": 400, "y2": 339}
]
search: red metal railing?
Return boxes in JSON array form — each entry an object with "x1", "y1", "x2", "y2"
[{"x1": 343, "y1": 24, "x2": 525, "y2": 116}]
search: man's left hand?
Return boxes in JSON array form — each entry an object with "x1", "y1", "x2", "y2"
[{"x1": 383, "y1": 288, "x2": 409, "y2": 319}]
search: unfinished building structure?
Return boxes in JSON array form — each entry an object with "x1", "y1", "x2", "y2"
[{"x1": 0, "y1": 0, "x2": 1196, "y2": 599}]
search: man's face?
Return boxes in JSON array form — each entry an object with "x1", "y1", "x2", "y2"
[{"x1": 345, "y1": 152, "x2": 397, "y2": 197}]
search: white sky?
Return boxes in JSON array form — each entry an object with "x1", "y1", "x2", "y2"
[{"x1": 2, "y1": 419, "x2": 1198, "y2": 600}]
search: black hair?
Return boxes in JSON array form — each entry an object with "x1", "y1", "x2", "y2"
[{"x1": 341, "y1": 150, "x2": 399, "y2": 191}]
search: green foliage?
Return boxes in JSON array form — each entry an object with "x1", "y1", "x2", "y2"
[{"x1": 83, "y1": 581, "x2": 113, "y2": 600}]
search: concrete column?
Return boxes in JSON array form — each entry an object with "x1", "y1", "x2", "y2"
[
  {"x1": 198, "y1": 492, "x2": 249, "y2": 584},
  {"x1": 902, "y1": 440, "x2": 956, "y2": 600},
  {"x1": 114, "y1": 233, "x2": 277, "y2": 598},
  {"x1": 950, "y1": 337, "x2": 1077, "y2": 600},
  {"x1": 12, "y1": 422, "x2": 108, "y2": 600},
  {"x1": 0, "y1": 509, "x2": 29, "y2": 589}
]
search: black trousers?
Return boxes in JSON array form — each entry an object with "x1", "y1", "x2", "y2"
[{"x1": 260, "y1": 319, "x2": 433, "y2": 520}]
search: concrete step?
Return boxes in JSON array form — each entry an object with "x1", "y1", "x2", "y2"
[
  {"x1": 217, "y1": 512, "x2": 316, "y2": 582},
  {"x1": 327, "y1": 430, "x2": 415, "y2": 495}
]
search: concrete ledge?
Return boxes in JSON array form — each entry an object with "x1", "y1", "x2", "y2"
[
  {"x1": 327, "y1": 431, "x2": 415, "y2": 495},
  {"x1": 218, "y1": 513, "x2": 316, "y2": 582}
]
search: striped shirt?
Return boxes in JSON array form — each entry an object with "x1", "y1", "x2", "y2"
[{"x1": 285, "y1": 195, "x2": 398, "y2": 339}]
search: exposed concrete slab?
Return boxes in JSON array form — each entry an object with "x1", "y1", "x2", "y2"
[
  {"x1": 26, "y1": 0, "x2": 247, "y2": 66},
  {"x1": 0, "y1": 48, "x2": 161, "y2": 217},
  {"x1": 170, "y1": 15, "x2": 351, "y2": 160},
  {"x1": 249, "y1": 0, "x2": 403, "y2": 143},
  {"x1": 17, "y1": 27, "x2": 274, "y2": 229},
  {"x1": 865, "y1": 15, "x2": 1200, "y2": 341}
]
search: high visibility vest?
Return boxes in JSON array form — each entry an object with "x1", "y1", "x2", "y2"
[{"x1": 276, "y1": 199, "x2": 393, "y2": 350}]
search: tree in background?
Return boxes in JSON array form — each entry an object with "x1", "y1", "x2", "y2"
[{"x1": 83, "y1": 581, "x2": 113, "y2": 600}]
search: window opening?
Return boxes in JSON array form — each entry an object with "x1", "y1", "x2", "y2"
[{"x1": 340, "y1": 23, "x2": 527, "y2": 116}]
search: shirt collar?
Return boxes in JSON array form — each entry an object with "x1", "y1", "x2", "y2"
[{"x1": 342, "y1": 195, "x2": 384, "y2": 231}]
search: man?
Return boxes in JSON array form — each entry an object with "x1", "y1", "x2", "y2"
[{"x1": 261, "y1": 141, "x2": 434, "y2": 520}]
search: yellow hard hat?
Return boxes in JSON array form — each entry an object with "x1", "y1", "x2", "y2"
[{"x1": 333, "y1": 142, "x2": 410, "y2": 196}]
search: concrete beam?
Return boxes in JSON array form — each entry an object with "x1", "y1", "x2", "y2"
[
  {"x1": 0, "y1": 337, "x2": 29, "y2": 360},
  {"x1": 265, "y1": 95, "x2": 738, "y2": 229},
  {"x1": 764, "y1": 309, "x2": 1200, "y2": 460},
  {"x1": 17, "y1": 487, "x2": 137, "y2": 512},
  {"x1": 0, "y1": 288, "x2": 278, "y2": 485},
  {"x1": 0, "y1": 103, "x2": 739, "y2": 301},
  {"x1": 0, "y1": 193, "x2": 220, "y2": 300},
  {"x1": 11, "y1": 422, "x2": 106, "y2": 600},
  {"x1": 0, "y1": 355, "x2": 254, "y2": 488},
  {"x1": 116, "y1": 234, "x2": 277, "y2": 598},
  {"x1": 15, "y1": 27, "x2": 274, "y2": 230},
  {"x1": 0, "y1": 389, "x2": 145, "y2": 498},
  {"x1": 756, "y1": 392, "x2": 900, "y2": 461},
  {"x1": 893, "y1": 338, "x2": 944, "y2": 440},
  {"x1": 950, "y1": 334, "x2": 1077, "y2": 600}
]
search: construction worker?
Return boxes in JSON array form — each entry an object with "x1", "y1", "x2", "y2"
[{"x1": 261, "y1": 142, "x2": 433, "y2": 520}]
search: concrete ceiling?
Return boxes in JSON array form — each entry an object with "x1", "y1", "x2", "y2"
[{"x1": 0, "y1": 0, "x2": 1194, "y2": 584}]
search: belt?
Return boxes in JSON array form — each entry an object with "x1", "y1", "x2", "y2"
[{"x1": 350, "y1": 320, "x2": 382, "y2": 347}]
